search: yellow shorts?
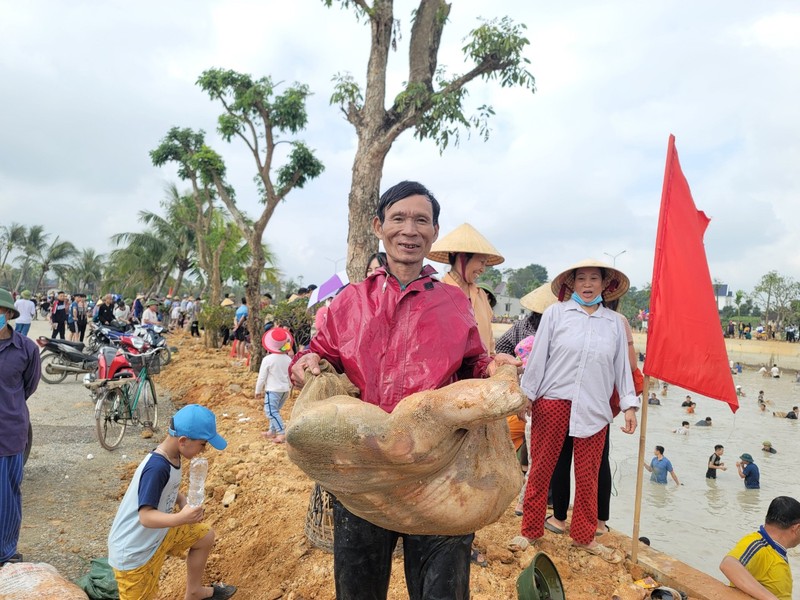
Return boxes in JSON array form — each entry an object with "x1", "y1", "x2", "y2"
[{"x1": 113, "y1": 522, "x2": 211, "y2": 600}]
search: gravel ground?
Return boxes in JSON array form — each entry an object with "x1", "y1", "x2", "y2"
[{"x1": 18, "y1": 319, "x2": 176, "y2": 583}]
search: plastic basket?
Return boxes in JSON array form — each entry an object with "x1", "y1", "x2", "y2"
[{"x1": 129, "y1": 353, "x2": 161, "y2": 375}]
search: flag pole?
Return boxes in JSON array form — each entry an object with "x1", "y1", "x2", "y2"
[{"x1": 631, "y1": 374, "x2": 650, "y2": 563}]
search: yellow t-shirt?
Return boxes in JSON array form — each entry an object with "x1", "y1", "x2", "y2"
[{"x1": 726, "y1": 531, "x2": 792, "y2": 600}]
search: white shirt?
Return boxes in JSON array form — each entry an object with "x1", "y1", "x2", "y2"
[
  {"x1": 771, "y1": 366, "x2": 780, "y2": 377},
  {"x1": 674, "y1": 427, "x2": 689, "y2": 435},
  {"x1": 255, "y1": 353, "x2": 292, "y2": 396},
  {"x1": 13, "y1": 299, "x2": 36, "y2": 324},
  {"x1": 520, "y1": 300, "x2": 639, "y2": 438},
  {"x1": 142, "y1": 307, "x2": 159, "y2": 325},
  {"x1": 114, "y1": 306, "x2": 130, "y2": 322}
]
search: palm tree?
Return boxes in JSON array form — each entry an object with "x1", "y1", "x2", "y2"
[
  {"x1": 64, "y1": 248, "x2": 105, "y2": 294},
  {"x1": 13, "y1": 225, "x2": 49, "y2": 292},
  {"x1": 33, "y1": 236, "x2": 77, "y2": 292},
  {"x1": 0, "y1": 223, "x2": 27, "y2": 269}
]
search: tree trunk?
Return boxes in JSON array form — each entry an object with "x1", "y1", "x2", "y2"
[
  {"x1": 246, "y1": 230, "x2": 267, "y2": 373},
  {"x1": 346, "y1": 142, "x2": 391, "y2": 282},
  {"x1": 173, "y1": 268, "x2": 186, "y2": 297}
]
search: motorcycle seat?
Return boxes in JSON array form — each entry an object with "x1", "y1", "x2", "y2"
[
  {"x1": 63, "y1": 349, "x2": 97, "y2": 363},
  {"x1": 54, "y1": 339, "x2": 86, "y2": 352}
]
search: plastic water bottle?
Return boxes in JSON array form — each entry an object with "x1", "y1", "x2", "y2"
[{"x1": 187, "y1": 457, "x2": 208, "y2": 507}]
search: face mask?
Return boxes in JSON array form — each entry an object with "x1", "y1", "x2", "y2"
[
  {"x1": 571, "y1": 291, "x2": 603, "y2": 307},
  {"x1": 0, "y1": 314, "x2": 6, "y2": 329}
]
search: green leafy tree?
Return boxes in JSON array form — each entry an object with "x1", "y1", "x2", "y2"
[
  {"x1": 0, "y1": 223, "x2": 27, "y2": 270},
  {"x1": 64, "y1": 248, "x2": 105, "y2": 294},
  {"x1": 194, "y1": 68, "x2": 324, "y2": 369},
  {"x1": 12, "y1": 225, "x2": 47, "y2": 292},
  {"x1": 619, "y1": 284, "x2": 651, "y2": 324},
  {"x1": 151, "y1": 128, "x2": 229, "y2": 307},
  {"x1": 503, "y1": 263, "x2": 547, "y2": 297},
  {"x1": 326, "y1": 0, "x2": 535, "y2": 279},
  {"x1": 749, "y1": 271, "x2": 798, "y2": 328},
  {"x1": 477, "y1": 266, "x2": 502, "y2": 289},
  {"x1": 33, "y1": 236, "x2": 77, "y2": 292}
]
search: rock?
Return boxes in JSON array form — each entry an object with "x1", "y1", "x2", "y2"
[
  {"x1": 229, "y1": 384, "x2": 242, "y2": 393},
  {"x1": 612, "y1": 583, "x2": 648, "y2": 600},
  {"x1": 265, "y1": 589, "x2": 283, "y2": 600},
  {"x1": 222, "y1": 488, "x2": 237, "y2": 507}
]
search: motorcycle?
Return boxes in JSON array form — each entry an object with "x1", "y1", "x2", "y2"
[
  {"x1": 134, "y1": 324, "x2": 172, "y2": 365},
  {"x1": 36, "y1": 336, "x2": 99, "y2": 384},
  {"x1": 85, "y1": 320, "x2": 133, "y2": 352}
]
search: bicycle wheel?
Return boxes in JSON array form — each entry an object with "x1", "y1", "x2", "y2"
[
  {"x1": 95, "y1": 388, "x2": 127, "y2": 450},
  {"x1": 138, "y1": 376, "x2": 159, "y2": 429},
  {"x1": 40, "y1": 352, "x2": 68, "y2": 384}
]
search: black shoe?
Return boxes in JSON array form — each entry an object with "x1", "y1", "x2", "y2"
[{"x1": 210, "y1": 582, "x2": 237, "y2": 599}]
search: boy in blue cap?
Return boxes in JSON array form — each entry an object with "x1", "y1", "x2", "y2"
[{"x1": 108, "y1": 404, "x2": 236, "y2": 600}]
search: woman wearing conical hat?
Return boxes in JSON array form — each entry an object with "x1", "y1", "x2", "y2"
[
  {"x1": 427, "y1": 223, "x2": 503, "y2": 355},
  {"x1": 519, "y1": 259, "x2": 639, "y2": 563}
]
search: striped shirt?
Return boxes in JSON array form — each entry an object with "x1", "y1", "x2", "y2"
[{"x1": 726, "y1": 527, "x2": 791, "y2": 599}]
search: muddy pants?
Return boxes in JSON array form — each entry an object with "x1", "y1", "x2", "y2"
[{"x1": 332, "y1": 498, "x2": 472, "y2": 600}]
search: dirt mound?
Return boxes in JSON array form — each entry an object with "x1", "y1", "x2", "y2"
[{"x1": 150, "y1": 334, "x2": 651, "y2": 599}]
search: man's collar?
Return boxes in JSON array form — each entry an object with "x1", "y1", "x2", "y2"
[
  {"x1": 759, "y1": 525, "x2": 788, "y2": 560},
  {"x1": 563, "y1": 300, "x2": 615, "y2": 320}
]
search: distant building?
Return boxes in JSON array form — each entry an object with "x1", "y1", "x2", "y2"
[
  {"x1": 714, "y1": 284, "x2": 734, "y2": 312},
  {"x1": 491, "y1": 282, "x2": 529, "y2": 320}
]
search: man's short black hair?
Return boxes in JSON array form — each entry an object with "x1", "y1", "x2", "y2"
[
  {"x1": 297, "y1": 287, "x2": 308, "y2": 295},
  {"x1": 377, "y1": 180, "x2": 440, "y2": 226},
  {"x1": 307, "y1": 284, "x2": 317, "y2": 291},
  {"x1": 655, "y1": 445, "x2": 665, "y2": 454},
  {"x1": 682, "y1": 421, "x2": 689, "y2": 426},
  {"x1": 765, "y1": 496, "x2": 800, "y2": 528},
  {"x1": 263, "y1": 293, "x2": 273, "y2": 300}
]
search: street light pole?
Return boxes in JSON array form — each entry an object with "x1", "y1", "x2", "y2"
[
  {"x1": 603, "y1": 250, "x2": 626, "y2": 267},
  {"x1": 326, "y1": 256, "x2": 346, "y2": 272}
]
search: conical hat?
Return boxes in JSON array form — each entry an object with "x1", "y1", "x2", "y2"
[
  {"x1": 551, "y1": 259, "x2": 630, "y2": 303},
  {"x1": 520, "y1": 282, "x2": 558, "y2": 314},
  {"x1": 427, "y1": 223, "x2": 504, "y2": 266}
]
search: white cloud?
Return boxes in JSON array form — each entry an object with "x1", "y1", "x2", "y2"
[{"x1": 1, "y1": 0, "x2": 799, "y2": 296}]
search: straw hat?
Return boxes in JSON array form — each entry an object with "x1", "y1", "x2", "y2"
[
  {"x1": 520, "y1": 282, "x2": 558, "y2": 314},
  {"x1": 551, "y1": 259, "x2": 630, "y2": 303},
  {"x1": 427, "y1": 223, "x2": 504, "y2": 266},
  {"x1": 220, "y1": 298, "x2": 234, "y2": 307}
]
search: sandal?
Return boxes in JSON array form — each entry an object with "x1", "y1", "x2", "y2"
[
  {"x1": 209, "y1": 582, "x2": 237, "y2": 599},
  {"x1": 470, "y1": 548, "x2": 488, "y2": 568},
  {"x1": 544, "y1": 516, "x2": 565, "y2": 535},
  {"x1": 573, "y1": 542, "x2": 623, "y2": 564},
  {"x1": 595, "y1": 525, "x2": 611, "y2": 537}
]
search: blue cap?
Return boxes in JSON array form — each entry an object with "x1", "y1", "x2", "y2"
[{"x1": 169, "y1": 404, "x2": 227, "y2": 450}]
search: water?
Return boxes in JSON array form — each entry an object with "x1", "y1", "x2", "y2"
[{"x1": 606, "y1": 368, "x2": 800, "y2": 592}]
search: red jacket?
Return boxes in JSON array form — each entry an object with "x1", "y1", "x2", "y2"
[{"x1": 291, "y1": 265, "x2": 492, "y2": 413}]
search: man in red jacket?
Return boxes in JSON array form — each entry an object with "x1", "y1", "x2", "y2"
[{"x1": 290, "y1": 181, "x2": 517, "y2": 600}]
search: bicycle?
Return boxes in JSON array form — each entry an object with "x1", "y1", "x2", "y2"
[{"x1": 94, "y1": 349, "x2": 160, "y2": 450}]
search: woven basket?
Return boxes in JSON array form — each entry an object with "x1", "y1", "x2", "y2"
[{"x1": 304, "y1": 484, "x2": 334, "y2": 553}]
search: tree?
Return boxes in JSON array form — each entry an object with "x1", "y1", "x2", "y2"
[
  {"x1": 0, "y1": 223, "x2": 26, "y2": 270},
  {"x1": 750, "y1": 271, "x2": 783, "y2": 325},
  {"x1": 64, "y1": 248, "x2": 105, "y2": 294},
  {"x1": 477, "y1": 266, "x2": 502, "y2": 289},
  {"x1": 326, "y1": 0, "x2": 535, "y2": 280},
  {"x1": 503, "y1": 263, "x2": 547, "y2": 298},
  {"x1": 13, "y1": 225, "x2": 47, "y2": 292},
  {"x1": 194, "y1": 68, "x2": 324, "y2": 369},
  {"x1": 619, "y1": 284, "x2": 651, "y2": 324},
  {"x1": 33, "y1": 236, "x2": 77, "y2": 292},
  {"x1": 151, "y1": 128, "x2": 231, "y2": 308},
  {"x1": 734, "y1": 289, "x2": 745, "y2": 318}
]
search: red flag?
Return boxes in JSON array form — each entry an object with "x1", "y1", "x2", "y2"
[{"x1": 645, "y1": 135, "x2": 738, "y2": 412}]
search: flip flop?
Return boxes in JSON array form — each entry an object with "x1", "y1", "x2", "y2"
[
  {"x1": 470, "y1": 548, "x2": 488, "y2": 568},
  {"x1": 573, "y1": 542, "x2": 623, "y2": 564},
  {"x1": 595, "y1": 525, "x2": 611, "y2": 537},
  {"x1": 544, "y1": 516, "x2": 565, "y2": 535},
  {"x1": 209, "y1": 582, "x2": 237, "y2": 599}
]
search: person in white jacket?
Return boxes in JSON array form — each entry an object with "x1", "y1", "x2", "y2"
[
  {"x1": 256, "y1": 327, "x2": 294, "y2": 443},
  {"x1": 12, "y1": 290, "x2": 36, "y2": 336}
]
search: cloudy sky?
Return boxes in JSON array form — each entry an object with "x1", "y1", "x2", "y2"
[{"x1": 1, "y1": 1, "x2": 798, "y2": 294}]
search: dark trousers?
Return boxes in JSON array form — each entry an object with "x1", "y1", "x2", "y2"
[
  {"x1": 0, "y1": 454, "x2": 24, "y2": 562},
  {"x1": 551, "y1": 427, "x2": 612, "y2": 522},
  {"x1": 190, "y1": 321, "x2": 200, "y2": 337},
  {"x1": 332, "y1": 498, "x2": 472, "y2": 600},
  {"x1": 51, "y1": 321, "x2": 66, "y2": 339},
  {"x1": 77, "y1": 318, "x2": 87, "y2": 342}
]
